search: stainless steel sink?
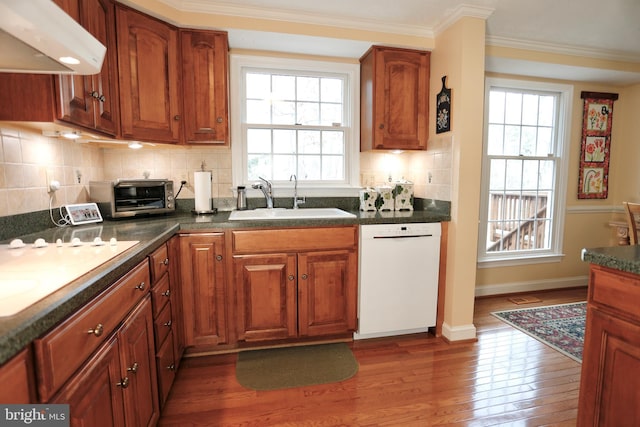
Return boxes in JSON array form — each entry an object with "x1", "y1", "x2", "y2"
[{"x1": 228, "y1": 208, "x2": 356, "y2": 221}]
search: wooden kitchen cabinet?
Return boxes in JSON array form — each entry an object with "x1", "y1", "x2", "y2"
[
  {"x1": 116, "y1": 4, "x2": 181, "y2": 144},
  {"x1": 148, "y1": 241, "x2": 183, "y2": 408},
  {"x1": 55, "y1": 0, "x2": 120, "y2": 136},
  {"x1": 577, "y1": 265, "x2": 640, "y2": 426},
  {"x1": 0, "y1": 347, "x2": 37, "y2": 403},
  {"x1": 232, "y1": 226, "x2": 358, "y2": 342},
  {"x1": 360, "y1": 45, "x2": 430, "y2": 151},
  {"x1": 180, "y1": 29, "x2": 230, "y2": 145},
  {"x1": 51, "y1": 296, "x2": 159, "y2": 427},
  {"x1": 179, "y1": 233, "x2": 228, "y2": 347}
]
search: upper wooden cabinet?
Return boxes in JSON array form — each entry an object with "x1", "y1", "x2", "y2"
[
  {"x1": 116, "y1": 4, "x2": 181, "y2": 144},
  {"x1": 56, "y1": 0, "x2": 120, "y2": 136},
  {"x1": 180, "y1": 30, "x2": 229, "y2": 146},
  {"x1": 360, "y1": 45, "x2": 430, "y2": 151}
]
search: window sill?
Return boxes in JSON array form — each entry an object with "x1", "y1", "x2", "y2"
[{"x1": 477, "y1": 253, "x2": 566, "y2": 268}]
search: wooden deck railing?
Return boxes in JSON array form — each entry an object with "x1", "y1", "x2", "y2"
[{"x1": 487, "y1": 192, "x2": 548, "y2": 252}]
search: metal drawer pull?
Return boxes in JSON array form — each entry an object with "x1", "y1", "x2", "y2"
[
  {"x1": 164, "y1": 320, "x2": 172, "y2": 328},
  {"x1": 87, "y1": 324, "x2": 104, "y2": 337},
  {"x1": 167, "y1": 364, "x2": 175, "y2": 371},
  {"x1": 117, "y1": 377, "x2": 130, "y2": 388},
  {"x1": 162, "y1": 258, "x2": 169, "y2": 266},
  {"x1": 162, "y1": 289, "x2": 171, "y2": 297},
  {"x1": 288, "y1": 275, "x2": 295, "y2": 281},
  {"x1": 134, "y1": 282, "x2": 145, "y2": 291},
  {"x1": 127, "y1": 362, "x2": 139, "y2": 373},
  {"x1": 301, "y1": 274, "x2": 308, "y2": 280}
]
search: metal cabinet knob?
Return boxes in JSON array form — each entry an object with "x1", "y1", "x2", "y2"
[
  {"x1": 164, "y1": 320, "x2": 172, "y2": 328},
  {"x1": 216, "y1": 117, "x2": 223, "y2": 123},
  {"x1": 127, "y1": 362, "x2": 139, "y2": 373},
  {"x1": 379, "y1": 123, "x2": 385, "y2": 129},
  {"x1": 90, "y1": 91, "x2": 105, "y2": 102},
  {"x1": 162, "y1": 289, "x2": 171, "y2": 297},
  {"x1": 87, "y1": 324, "x2": 104, "y2": 337},
  {"x1": 162, "y1": 258, "x2": 169, "y2": 266},
  {"x1": 174, "y1": 115, "x2": 181, "y2": 121},
  {"x1": 117, "y1": 377, "x2": 130, "y2": 388},
  {"x1": 301, "y1": 274, "x2": 308, "y2": 280},
  {"x1": 167, "y1": 364, "x2": 176, "y2": 371},
  {"x1": 216, "y1": 255, "x2": 223, "y2": 261},
  {"x1": 134, "y1": 282, "x2": 145, "y2": 291},
  {"x1": 288, "y1": 275, "x2": 295, "y2": 281}
]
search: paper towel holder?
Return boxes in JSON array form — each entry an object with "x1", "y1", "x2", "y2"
[{"x1": 192, "y1": 167, "x2": 218, "y2": 215}]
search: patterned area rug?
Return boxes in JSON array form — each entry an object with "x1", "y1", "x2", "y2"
[{"x1": 492, "y1": 302, "x2": 586, "y2": 362}]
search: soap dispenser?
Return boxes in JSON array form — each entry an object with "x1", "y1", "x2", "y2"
[{"x1": 236, "y1": 186, "x2": 247, "y2": 210}]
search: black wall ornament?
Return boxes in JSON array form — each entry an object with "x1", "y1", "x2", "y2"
[{"x1": 436, "y1": 75, "x2": 451, "y2": 134}]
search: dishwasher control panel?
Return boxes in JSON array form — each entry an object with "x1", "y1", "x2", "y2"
[{"x1": 360, "y1": 222, "x2": 441, "y2": 239}]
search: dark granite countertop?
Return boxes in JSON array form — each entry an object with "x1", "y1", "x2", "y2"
[
  {"x1": 582, "y1": 245, "x2": 640, "y2": 276},
  {"x1": 0, "y1": 206, "x2": 449, "y2": 364}
]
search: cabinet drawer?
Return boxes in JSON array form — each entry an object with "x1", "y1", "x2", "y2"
[
  {"x1": 590, "y1": 266, "x2": 640, "y2": 321},
  {"x1": 34, "y1": 260, "x2": 150, "y2": 402},
  {"x1": 154, "y1": 301, "x2": 173, "y2": 347},
  {"x1": 156, "y1": 331, "x2": 176, "y2": 408},
  {"x1": 151, "y1": 273, "x2": 171, "y2": 317},
  {"x1": 232, "y1": 226, "x2": 358, "y2": 253},
  {"x1": 149, "y1": 244, "x2": 169, "y2": 284}
]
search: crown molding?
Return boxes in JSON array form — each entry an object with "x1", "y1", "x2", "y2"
[
  {"x1": 159, "y1": 0, "x2": 434, "y2": 38},
  {"x1": 487, "y1": 35, "x2": 640, "y2": 64},
  {"x1": 433, "y1": 4, "x2": 494, "y2": 36}
]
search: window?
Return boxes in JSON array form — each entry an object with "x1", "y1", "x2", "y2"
[
  {"x1": 230, "y1": 55, "x2": 359, "y2": 194},
  {"x1": 478, "y1": 78, "x2": 573, "y2": 266}
]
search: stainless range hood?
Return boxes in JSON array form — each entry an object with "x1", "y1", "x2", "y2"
[{"x1": 0, "y1": 0, "x2": 106, "y2": 75}]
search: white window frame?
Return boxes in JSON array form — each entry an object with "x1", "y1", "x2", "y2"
[
  {"x1": 230, "y1": 54, "x2": 360, "y2": 198},
  {"x1": 478, "y1": 77, "x2": 573, "y2": 267}
]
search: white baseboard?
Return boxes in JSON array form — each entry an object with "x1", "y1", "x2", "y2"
[
  {"x1": 442, "y1": 322, "x2": 477, "y2": 341},
  {"x1": 475, "y1": 275, "x2": 588, "y2": 297}
]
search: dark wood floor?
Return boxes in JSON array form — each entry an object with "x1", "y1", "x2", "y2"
[{"x1": 159, "y1": 287, "x2": 587, "y2": 426}]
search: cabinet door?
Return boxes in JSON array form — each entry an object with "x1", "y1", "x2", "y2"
[
  {"x1": 56, "y1": 0, "x2": 119, "y2": 136},
  {"x1": 233, "y1": 253, "x2": 298, "y2": 341},
  {"x1": 0, "y1": 347, "x2": 36, "y2": 403},
  {"x1": 298, "y1": 250, "x2": 358, "y2": 336},
  {"x1": 180, "y1": 30, "x2": 229, "y2": 145},
  {"x1": 179, "y1": 233, "x2": 227, "y2": 346},
  {"x1": 51, "y1": 336, "x2": 126, "y2": 427},
  {"x1": 116, "y1": 5, "x2": 181, "y2": 143},
  {"x1": 118, "y1": 296, "x2": 159, "y2": 427},
  {"x1": 361, "y1": 46, "x2": 429, "y2": 151},
  {"x1": 578, "y1": 306, "x2": 640, "y2": 426}
]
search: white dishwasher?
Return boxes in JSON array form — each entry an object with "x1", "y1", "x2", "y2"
[{"x1": 355, "y1": 223, "x2": 441, "y2": 339}]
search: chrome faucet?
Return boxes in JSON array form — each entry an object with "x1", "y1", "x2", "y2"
[
  {"x1": 252, "y1": 177, "x2": 273, "y2": 208},
  {"x1": 290, "y1": 174, "x2": 305, "y2": 209}
]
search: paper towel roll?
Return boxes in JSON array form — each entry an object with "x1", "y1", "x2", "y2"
[{"x1": 194, "y1": 171, "x2": 212, "y2": 212}]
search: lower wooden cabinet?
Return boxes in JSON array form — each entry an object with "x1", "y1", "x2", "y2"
[
  {"x1": 179, "y1": 233, "x2": 228, "y2": 347},
  {"x1": 232, "y1": 226, "x2": 358, "y2": 343},
  {"x1": 0, "y1": 347, "x2": 37, "y2": 403},
  {"x1": 578, "y1": 265, "x2": 640, "y2": 426},
  {"x1": 51, "y1": 296, "x2": 159, "y2": 427}
]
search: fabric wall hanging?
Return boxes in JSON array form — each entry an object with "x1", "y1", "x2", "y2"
[{"x1": 577, "y1": 91, "x2": 618, "y2": 199}]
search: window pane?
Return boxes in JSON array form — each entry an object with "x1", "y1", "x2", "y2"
[
  {"x1": 321, "y1": 78, "x2": 342, "y2": 103},
  {"x1": 299, "y1": 131, "x2": 321, "y2": 154},
  {"x1": 297, "y1": 77, "x2": 319, "y2": 102},
  {"x1": 321, "y1": 103, "x2": 342, "y2": 126},
  {"x1": 539, "y1": 160, "x2": 554, "y2": 189},
  {"x1": 488, "y1": 91, "x2": 505, "y2": 123},
  {"x1": 522, "y1": 94, "x2": 539, "y2": 126},
  {"x1": 505, "y1": 92, "x2": 522, "y2": 124},
  {"x1": 273, "y1": 155, "x2": 296, "y2": 179},
  {"x1": 489, "y1": 159, "x2": 506, "y2": 191},
  {"x1": 247, "y1": 100, "x2": 270, "y2": 123},
  {"x1": 246, "y1": 73, "x2": 270, "y2": 99},
  {"x1": 247, "y1": 129, "x2": 272, "y2": 153},
  {"x1": 298, "y1": 155, "x2": 321, "y2": 180},
  {"x1": 537, "y1": 127, "x2": 552, "y2": 156},
  {"x1": 487, "y1": 124, "x2": 504, "y2": 155},
  {"x1": 505, "y1": 159, "x2": 522, "y2": 190},
  {"x1": 247, "y1": 154, "x2": 271, "y2": 181},
  {"x1": 504, "y1": 125, "x2": 521, "y2": 155},
  {"x1": 539, "y1": 96, "x2": 555, "y2": 126},
  {"x1": 522, "y1": 160, "x2": 539, "y2": 190},
  {"x1": 273, "y1": 130, "x2": 296, "y2": 153},
  {"x1": 272, "y1": 75, "x2": 295, "y2": 101},
  {"x1": 521, "y1": 126, "x2": 537, "y2": 155},
  {"x1": 322, "y1": 131, "x2": 344, "y2": 154},
  {"x1": 322, "y1": 156, "x2": 344, "y2": 180},
  {"x1": 297, "y1": 102, "x2": 320, "y2": 125},
  {"x1": 272, "y1": 101, "x2": 295, "y2": 124}
]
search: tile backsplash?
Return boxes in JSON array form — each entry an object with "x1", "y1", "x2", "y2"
[{"x1": 1, "y1": 124, "x2": 452, "y2": 218}]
